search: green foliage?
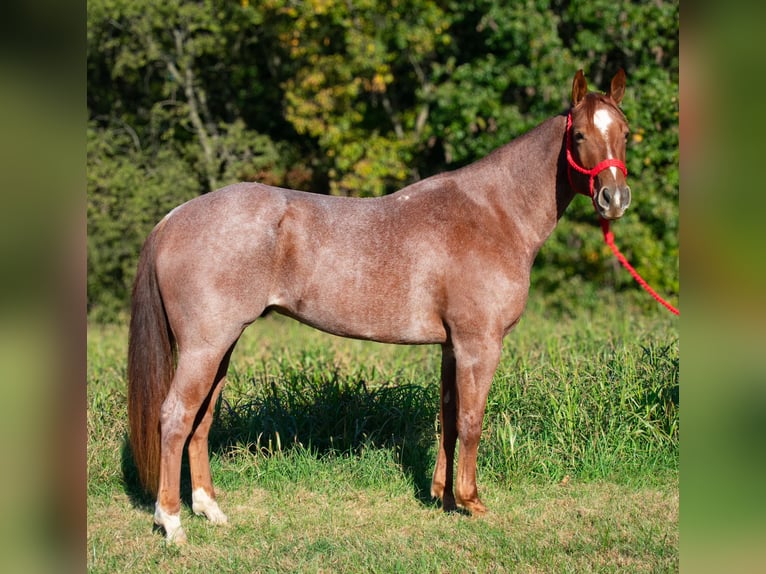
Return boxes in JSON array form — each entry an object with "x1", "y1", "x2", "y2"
[
  {"x1": 87, "y1": 122, "x2": 200, "y2": 321},
  {"x1": 88, "y1": 0, "x2": 679, "y2": 321},
  {"x1": 533, "y1": 0, "x2": 679, "y2": 304}
]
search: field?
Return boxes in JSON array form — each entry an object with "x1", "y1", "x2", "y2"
[{"x1": 87, "y1": 293, "x2": 678, "y2": 572}]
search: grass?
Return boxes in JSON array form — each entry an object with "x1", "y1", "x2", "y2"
[{"x1": 87, "y1": 292, "x2": 678, "y2": 572}]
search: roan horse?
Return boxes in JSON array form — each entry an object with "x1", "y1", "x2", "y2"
[{"x1": 128, "y1": 69, "x2": 632, "y2": 543}]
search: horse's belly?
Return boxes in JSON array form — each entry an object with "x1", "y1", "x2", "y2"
[
  {"x1": 270, "y1": 237, "x2": 447, "y2": 343},
  {"x1": 272, "y1": 291, "x2": 447, "y2": 345}
]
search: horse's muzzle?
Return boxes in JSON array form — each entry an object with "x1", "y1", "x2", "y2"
[{"x1": 596, "y1": 185, "x2": 631, "y2": 219}]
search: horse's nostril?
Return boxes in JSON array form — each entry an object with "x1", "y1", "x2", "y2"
[{"x1": 598, "y1": 188, "x2": 613, "y2": 209}]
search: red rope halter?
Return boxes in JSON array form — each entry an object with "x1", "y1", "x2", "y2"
[{"x1": 565, "y1": 112, "x2": 679, "y2": 316}]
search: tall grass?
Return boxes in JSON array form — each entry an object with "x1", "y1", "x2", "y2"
[
  {"x1": 89, "y1": 293, "x2": 678, "y2": 495},
  {"x1": 87, "y1": 291, "x2": 678, "y2": 570},
  {"x1": 202, "y1": 294, "x2": 678, "y2": 492}
]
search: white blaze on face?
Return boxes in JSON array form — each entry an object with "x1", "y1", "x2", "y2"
[{"x1": 593, "y1": 108, "x2": 618, "y2": 179}]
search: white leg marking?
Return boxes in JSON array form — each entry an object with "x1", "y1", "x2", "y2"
[
  {"x1": 154, "y1": 503, "x2": 187, "y2": 544},
  {"x1": 593, "y1": 108, "x2": 618, "y2": 178},
  {"x1": 192, "y1": 487, "x2": 228, "y2": 524}
]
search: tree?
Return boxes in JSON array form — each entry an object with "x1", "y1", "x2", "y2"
[
  {"x1": 87, "y1": 0, "x2": 288, "y2": 319},
  {"x1": 87, "y1": 0, "x2": 679, "y2": 320}
]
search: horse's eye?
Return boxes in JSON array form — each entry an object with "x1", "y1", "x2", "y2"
[
  {"x1": 574, "y1": 132, "x2": 585, "y2": 142},
  {"x1": 624, "y1": 132, "x2": 630, "y2": 141}
]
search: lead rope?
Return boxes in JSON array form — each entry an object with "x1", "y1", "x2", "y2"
[{"x1": 566, "y1": 112, "x2": 679, "y2": 316}]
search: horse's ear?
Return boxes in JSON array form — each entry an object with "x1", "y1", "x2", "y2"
[
  {"x1": 572, "y1": 69, "x2": 588, "y2": 106},
  {"x1": 609, "y1": 68, "x2": 626, "y2": 105}
]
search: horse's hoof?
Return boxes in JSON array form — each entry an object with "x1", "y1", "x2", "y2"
[
  {"x1": 456, "y1": 495, "x2": 488, "y2": 516},
  {"x1": 208, "y1": 510, "x2": 228, "y2": 525},
  {"x1": 192, "y1": 488, "x2": 229, "y2": 524},
  {"x1": 442, "y1": 496, "x2": 457, "y2": 512},
  {"x1": 154, "y1": 503, "x2": 187, "y2": 543},
  {"x1": 167, "y1": 526, "x2": 188, "y2": 545},
  {"x1": 466, "y1": 501, "x2": 488, "y2": 515}
]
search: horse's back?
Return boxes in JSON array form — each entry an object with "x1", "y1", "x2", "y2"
[
  {"x1": 149, "y1": 182, "x2": 446, "y2": 343},
  {"x1": 263, "y1": 184, "x2": 454, "y2": 342}
]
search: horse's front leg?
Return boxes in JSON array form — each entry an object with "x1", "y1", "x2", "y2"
[
  {"x1": 453, "y1": 336, "x2": 503, "y2": 515},
  {"x1": 431, "y1": 344, "x2": 457, "y2": 511}
]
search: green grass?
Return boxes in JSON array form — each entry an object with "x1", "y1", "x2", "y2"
[{"x1": 87, "y1": 292, "x2": 678, "y2": 572}]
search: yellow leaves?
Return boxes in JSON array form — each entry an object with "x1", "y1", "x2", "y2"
[
  {"x1": 328, "y1": 135, "x2": 413, "y2": 197},
  {"x1": 310, "y1": 0, "x2": 333, "y2": 16},
  {"x1": 368, "y1": 73, "x2": 388, "y2": 93},
  {"x1": 314, "y1": 88, "x2": 335, "y2": 113},
  {"x1": 284, "y1": 59, "x2": 354, "y2": 137},
  {"x1": 301, "y1": 70, "x2": 326, "y2": 90},
  {"x1": 274, "y1": 2, "x2": 445, "y2": 196},
  {"x1": 355, "y1": 158, "x2": 374, "y2": 178}
]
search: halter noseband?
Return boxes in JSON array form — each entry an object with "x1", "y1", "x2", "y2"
[{"x1": 565, "y1": 111, "x2": 628, "y2": 205}]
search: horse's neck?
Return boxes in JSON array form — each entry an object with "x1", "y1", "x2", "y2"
[{"x1": 460, "y1": 114, "x2": 575, "y2": 258}]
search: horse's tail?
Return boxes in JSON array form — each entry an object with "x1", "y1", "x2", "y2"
[{"x1": 127, "y1": 227, "x2": 175, "y2": 496}]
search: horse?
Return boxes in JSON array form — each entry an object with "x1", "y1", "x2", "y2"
[{"x1": 128, "y1": 69, "x2": 632, "y2": 543}]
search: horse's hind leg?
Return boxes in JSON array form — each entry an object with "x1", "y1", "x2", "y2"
[
  {"x1": 187, "y1": 343, "x2": 237, "y2": 525},
  {"x1": 154, "y1": 345, "x2": 232, "y2": 543},
  {"x1": 431, "y1": 344, "x2": 458, "y2": 511}
]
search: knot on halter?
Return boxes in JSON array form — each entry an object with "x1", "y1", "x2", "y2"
[{"x1": 565, "y1": 112, "x2": 628, "y2": 201}]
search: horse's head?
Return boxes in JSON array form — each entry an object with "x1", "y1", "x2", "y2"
[{"x1": 568, "y1": 69, "x2": 631, "y2": 220}]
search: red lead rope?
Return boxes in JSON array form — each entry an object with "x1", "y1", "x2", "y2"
[
  {"x1": 600, "y1": 219, "x2": 680, "y2": 315},
  {"x1": 566, "y1": 113, "x2": 679, "y2": 316}
]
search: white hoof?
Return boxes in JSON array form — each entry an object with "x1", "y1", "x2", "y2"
[
  {"x1": 154, "y1": 503, "x2": 187, "y2": 544},
  {"x1": 192, "y1": 488, "x2": 228, "y2": 525}
]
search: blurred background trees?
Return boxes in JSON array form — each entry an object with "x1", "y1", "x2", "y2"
[{"x1": 87, "y1": 0, "x2": 678, "y2": 322}]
